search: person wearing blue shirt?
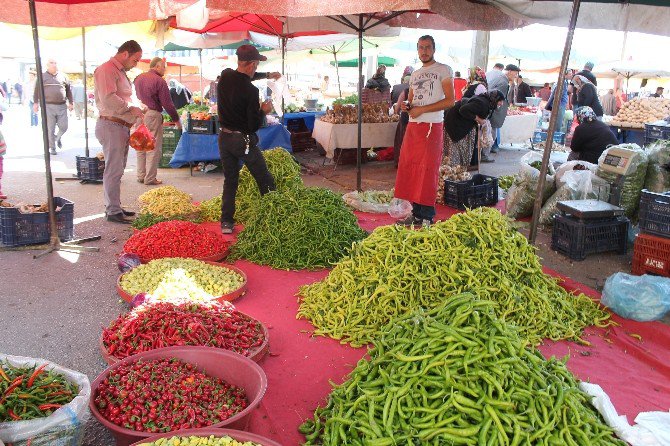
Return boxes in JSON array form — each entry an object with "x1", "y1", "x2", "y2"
[{"x1": 545, "y1": 70, "x2": 573, "y2": 134}]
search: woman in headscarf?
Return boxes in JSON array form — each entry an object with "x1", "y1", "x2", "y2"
[
  {"x1": 573, "y1": 75, "x2": 604, "y2": 118},
  {"x1": 168, "y1": 79, "x2": 192, "y2": 110},
  {"x1": 462, "y1": 66, "x2": 487, "y2": 99},
  {"x1": 365, "y1": 65, "x2": 391, "y2": 93},
  {"x1": 443, "y1": 89, "x2": 506, "y2": 167},
  {"x1": 568, "y1": 106, "x2": 618, "y2": 163},
  {"x1": 393, "y1": 73, "x2": 413, "y2": 167}
]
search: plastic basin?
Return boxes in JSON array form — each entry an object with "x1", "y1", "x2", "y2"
[
  {"x1": 130, "y1": 428, "x2": 281, "y2": 446},
  {"x1": 116, "y1": 261, "x2": 247, "y2": 304},
  {"x1": 90, "y1": 346, "x2": 267, "y2": 446},
  {"x1": 99, "y1": 311, "x2": 270, "y2": 365}
]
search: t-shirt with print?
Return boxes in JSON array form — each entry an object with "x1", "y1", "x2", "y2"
[{"x1": 409, "y1": 62, "x2": 453, "y2": 123}]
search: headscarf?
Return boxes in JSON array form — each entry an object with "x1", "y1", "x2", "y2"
[
  {"x1": 373, "y1": 65, "x2": 387, "y2": 79},
  {"x1": 168, "y1": 79, "x2": 185, "y2": 95},
  {"x1": 573, "y1": 74, "x2": 591, "y2": 87},
  {"x1": 402, "y1": 66, "x2": 414, "y2": 77},
  {"x1": 576, "y1": 106, "x2": 597, "y2": 124},
  {"x1": 468, "y1": 66, "x2": 487, "y2": 86},
  {"x1": 487, "y1": 89, "x2": 505, "y2": 110}
]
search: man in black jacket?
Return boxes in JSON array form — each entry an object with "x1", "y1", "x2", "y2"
[
  {"x1": 515, "y1": 75, "x2": 533, "y2": 104},
  {"x1": 217, "y1": 45, "x2": 277, "y2": 234}
]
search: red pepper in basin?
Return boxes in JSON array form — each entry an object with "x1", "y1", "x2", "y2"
[
  {"x1": 94, "y1": 358, "x2": 247, "y2": 433},
  {"x1": 123, "y1": 221, "x2": 228, "y2": 263},
  {"x1": 102, "y1": 302, "x2": 266, "y2": 360}
]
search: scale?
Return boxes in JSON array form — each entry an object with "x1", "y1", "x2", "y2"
[
  {"x1": 597, "y1": 146, "x2": 644, "y2": 206},
  {"x1": 556, "y1": 199, "x2": 625, "y2": 221}
]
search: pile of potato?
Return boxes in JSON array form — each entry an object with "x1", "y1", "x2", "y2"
[
  {"x1": 610, "y1": 97, "x2": 670, "y2": 129},
  {"x1": 320, "y1": 103, "x2": 399, "y2": 124}
]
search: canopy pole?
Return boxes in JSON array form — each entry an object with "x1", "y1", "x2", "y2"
[
  {"x1": 356, "y1": 14, "x2": 363, "y2": 192},
  {"x1": 28, "y1": 0, "x2": 98, "y2": 257},
  {"x1": 198, "y1": 49, "x2": 203, "y2": 99},
  {"x1": 333, "y1": 46, "x2": 342, "y2": 98},
  {"x1": 82, "y1": 27, "x2": 89, "y2": 157},
  {"x1": 529, "y1": 0, "x2": 582, "y2": 244},
  {"x1": 281, "y1": 36, "x2": 286, "y2": 113}
]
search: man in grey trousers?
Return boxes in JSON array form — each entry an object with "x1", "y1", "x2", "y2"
[
  {"x1": 94, "y1": 40, "x2": 144, "y2": 224},
  {"x1": 33, "y1": 59, "x2": 73, "y2": 155}
]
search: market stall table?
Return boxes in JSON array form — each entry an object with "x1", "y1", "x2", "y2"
[
  {"x1": 609, "y1": 125, "x2": 645, "y2": 145},
  {"x1": 312, "y1": 119, "x2": 398, "y2": 159},
  {"x1": 168, "y1": 124, "x2": 292, "y2": 168},
  {"x1": 500, "y1": 113, "x2": 539, "y2": 145},
  {"x1": 281, "y1": 111, "x2": 325, "y2": 132}
]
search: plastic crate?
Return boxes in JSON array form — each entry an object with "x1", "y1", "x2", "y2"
[
  {"x1": 632, "y1": 232, "x2": 670, "y2": 277},
  {"x1": 638, "y1": 189, "x2": 670, "y2": 238},
  {"x1": 444, "y1": 174, "x2": 499, "y2": 210},
  {"x1": 290, "y1": 131, "x2": 316, "y2": 152},
  {"x1": 0, "y1": 197, "x2": 74, "y2": 247},
  {"x1": 160, "y1": 126, "x2": 182, "y2": 168},
  {"x1": 551, "y1": 214, "x2": 629, "y2": 261},
  {"x1": 532, "y1": 130, "x2": 566, "y2": 145},
  {"x1": 644, "y1": 123, "x2": 670, "y2": 144},
  {"x1": 286, "y1": 118, "x2": 309, "y2": 133},
  {"x1": 75, "y1": 156, "x2": 105, "y2": 182},
  {"x1": 187, "y1": 117, "x2": 215, "y2": 134}
]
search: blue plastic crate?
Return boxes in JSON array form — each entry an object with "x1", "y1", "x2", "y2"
[
  {"x1": 76, "y1": 156, "x2": 105, "y2": 182},
  {"x1": 532, "y1": 130, "x2": 566, "y2": 145},
  {"x1": 0, "y1": 197, "x2": 74, "y2": 247}
]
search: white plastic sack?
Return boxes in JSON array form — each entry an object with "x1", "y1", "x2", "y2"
[
  {"x1": 555, "y1": 160, "x2": 598, "y2": 185},
  {"x1": 506, "y1": 152, "x2": 556, "y2": 219},
  {"x1": 580, "y1": 382, "x2": 670, "y2": 446},
  {"x1": 267, "y1": 77, "x2": 291, "y2": 118},
  {"x1": 388, "y1": 198, "x2": 412, "y2": 219},
  {"x1": 343, "y1": 190, "x2": 393, "y2": 214},
  {"x1": 0, "y1": 355, "x2": 90, "y2": 445},
  {"x1": 601, "y1": 273, "x2": 670, "y2": 321}
]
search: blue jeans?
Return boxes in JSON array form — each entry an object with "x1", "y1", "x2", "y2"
[
  {"x1": 29, "y1": 101, "x2": 38, "y2": 126},
  {"x1": 412, "y1": 203, "x2": 435, "y2": 222}
]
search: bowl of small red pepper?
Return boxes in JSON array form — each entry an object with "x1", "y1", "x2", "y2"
[
  {"x1": 130, "y1": 428, "x2": 282, "y2": 445},
  {"x1": 89, "y1": 346, "x2": 267, "y2": 446},
  {"x1": 99, "y1": 302, "x2": 270, "y2": 365},
  {"x1": 122, "y1": 221, "x2": 230, "y2": 263}
]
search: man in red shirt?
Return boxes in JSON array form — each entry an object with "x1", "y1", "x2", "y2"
[{"x1": 453, "y1": 71, "x2": 467, "y2": 101}]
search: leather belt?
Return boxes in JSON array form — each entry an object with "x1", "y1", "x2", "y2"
[
  {"x1": 221, "y1": 127, "x2": 241, "y2": 134},
  {"x1": 99, "y1": 116, "x2": 133, "y2": 129}
]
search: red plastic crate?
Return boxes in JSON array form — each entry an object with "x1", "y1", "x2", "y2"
[{"x1": 632, "y1": 233, "x2": 670, "y2": 277}]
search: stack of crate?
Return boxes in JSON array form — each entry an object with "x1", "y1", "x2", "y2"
[
  {"x1": 160, "y1": 124, "x2": 182, "y2": 168},
  {"x1": 632, "y1": 190, "x2": 670, "y2": 277}
]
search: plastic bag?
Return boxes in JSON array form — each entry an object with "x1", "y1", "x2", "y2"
[
  {"x1": 343, "y1": 190, "x2": 394, "y2": 214},
  {"x1": 479, "y1": 120, "x2": 494, "y2": 150},
  {"x1": 644, "y1": 140, "x2": 670, "y2": 193},
  {"x1": 539, "y1": 170, "x2": 595, "y2": 225},
  {"x1": 601, "y1": 272, "x2": 670, "y2": 321},
  {"x1": 129, "y1": 123, "x2": 156, "y2": 151},
  {"x1": 597, "y1": 145, "x2": 648, "y2": 218},
  {"x1": 505, "y1": 153, "x2": 556, "y2": 219},
  {"x1": 388, "y1": 198, "x2": 412, "y2": 219},
  {"x1": 555, "y1": 160, "x2": 598, "y2": 185},
  {"x1": 580, "y1": 382, "x2": 670, "y2": 446},
  {"x1": 0, "y1": 355, "x2": 91, "y2": 445}
]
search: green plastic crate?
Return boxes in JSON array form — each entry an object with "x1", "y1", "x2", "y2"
[{"x1": 160, "y1": 126, "x2": 182, "y2": 168}]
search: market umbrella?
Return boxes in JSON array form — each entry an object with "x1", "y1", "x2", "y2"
[{"x1": 592, "y1": 60, "x2": 670, "y2": 91}]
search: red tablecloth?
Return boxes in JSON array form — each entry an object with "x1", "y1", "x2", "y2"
[{"x1": 204, "y1": 202, "x2": 670, "y2": 444}]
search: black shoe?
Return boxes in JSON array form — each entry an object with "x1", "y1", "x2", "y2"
[
  {"x1": 106, "y1": 213, "x2": 133, "y2": 224},
  {"x1": 480, "y1": 155, "x2": 495, "y2": 163},
  {"x1": 121, "y1": 209, "x2": 136, "y2": 217},
  {"x1": 57, "y1": 138, "x2": 62, "y2": 149},
  {"x1": 49, "y1": 148, "x2": 57, "y2": 155},
  {"x1": 489, "y1": 147, "x2": 499, "y2": 154},
  {"x1": 221, "y1": 221, "x2": 234, "y2": 234},
  {"x1": 396, "y1": 215, "x2": 422, "y2": 226}
]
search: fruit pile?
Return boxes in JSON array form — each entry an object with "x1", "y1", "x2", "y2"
[
  {"x1": 94, "y1": 358, "x2": 247, "y2": 433},
  {"x1": 119, "y1": 258, "x2": 245, "y2": 303},
  {"x1": 123, "y1": 221, "x2": 228, "y2": 262}
]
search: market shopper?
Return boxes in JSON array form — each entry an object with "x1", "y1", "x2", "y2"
[
  {"x1": 463, "y1": 67, "x2": 487, "y2": 98},
  {"x1": 71, "y1": 80, "x2": 86, "y2": 120},
  {"x1": 515, "y1": 75, "x2": 532, "y2": 104},
  {"x1": 651, "y1": 87, "x2": 664, "y2": 98},
  {"x1": 539, "y1": 83, "x2": 551, "y2": 102},
  {"x1": 217, "y1": 45, "x2": 277, "y2": 234},
  {"x1": 568, "y1": 106, "x2": 618, "y2": 163},
  {"x1": 94, "y1": 40, "x2": 144, "y2": 224},
  {"x1": 134, "y1": 57, "x2": 182, "y2": 186},
  {"x1": 0, "y1": 129, "x2": 6, "y2": 200},
  {"x1": 601, "y1": 89, "x2": 617, "y2": 116},
  {"x1": 485, "y1": 63, "x2": 504, "y2": 87},
  {"x1": 393, "y1": 73, "x2": 412, "y2": 166},
  {"x1": 486, "y1": 64, "x2": 519, "y2": 159},
  {"x1": 33, "y1": 59, "x2": 73, "y2": 155},
  {"x1": 365, "y1": 65, "x2": 391, "y2": 93},
  {"x1": 394, "y1": 35, "x2": 455, "y2": 226},
  {"x1": 391, "y1": 66, "x2": 414, "y2": 105},
  {"x1": 26, "y1": 71, "x2": 38, "y2": 127},
  {"x1": 545, "y1": 70, "x2": 573, "y2": 134},
  {"x1": 453, "y1": 71, "x2": 467, "y2": 101},
  {"x1": 573, "y1": 75, "x2": 604, "y2": 118},
  {"x1": 444, "y1": 90, "x2": 505, "y2": 167}
]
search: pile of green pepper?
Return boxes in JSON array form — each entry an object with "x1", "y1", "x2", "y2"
[
  {"x1": 0, "y1": 361, "x2": 78, "y2": 422},
  {"x1": 298, "y1": 207, "x2": 613, "y2": 347},
  {"x1": 230, "y1": 187, "x2": 367, "y2": 270},
  {"x1": 300, "y1": 295, "x2": 626, "y2": 445}
]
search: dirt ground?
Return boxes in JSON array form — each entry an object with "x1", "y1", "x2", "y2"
[{"x1": 0, "y1": 104, "x2": 641, "y2": 444}]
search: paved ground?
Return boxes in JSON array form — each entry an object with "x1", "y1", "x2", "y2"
[{"x1": 0, "y1": 104, "x2": 638, "y2": 445}]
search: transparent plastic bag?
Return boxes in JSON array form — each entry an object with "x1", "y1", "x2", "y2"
[
  {"x1": 539, "y1": 170, "x2": 595, "y2": 226},
  {"x1": 129, "y1": 123, "x2": 156, "y2": 151},
  {"x1": 0, "y1": 355, "x2": 91, "y2": 445},
  {"x1": 505, "y1": 153, "x2": 556, "y2": 219},
  {"x1": 644, "y1": 140, "x2": 670, "y2": 193},
  {"x1": 597, "y1": 145, "x2": 648, "y2": 218},
  {"x1": 343, "y1": 190, "x2": 393, "y2": 214},
  {"x1": 388, "y1": 198, "x2": 412, "y2": 219},
  {"x1": 601, "y1": 273, "x2": 670, "y2": 321},
  {"x1": 555, "y1": 160, "x2": 598, "y2": 185}
]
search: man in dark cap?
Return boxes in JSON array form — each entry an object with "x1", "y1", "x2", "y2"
[
  {"x1": 216, "y1": 44, "x2": 278, "y2": 234},
  {"x1": 486, "y1": 63, "x2": 520, "y2": 160}
]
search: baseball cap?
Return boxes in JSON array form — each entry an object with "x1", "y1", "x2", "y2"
[
  {"x1": 236, "y1": 44, "x2": 267, "y2": 62},
  {"x1": 505, "y1": 64, "x2": 520, "y2": 72}
]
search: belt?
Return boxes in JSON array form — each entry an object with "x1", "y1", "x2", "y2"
[
  {"x1": 221, "y1": 127, "x2": 242, "y2": 134},
  {"x1": 99, "y1": 116, "x2": 133, "y2": 129},
  {"x1": 46, "y1": 101, "x2": 66, "y2": 105}
]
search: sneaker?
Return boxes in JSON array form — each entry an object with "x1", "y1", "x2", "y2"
[
  {"x1": 480, "y1": 155, "x2": 495, "y2": 163},
  {"x1": 221, "y1": 221, "x2": 234, "y2": 234},
  {"x1": 396, "y1": 215, "x2": 421, "y2": 226},
  {"x1": 49, "y1": 148, "x2": 57, "y2": 155},
  {"x1": 204, "y1": 163, "x2": 218, "y2": 173},
  {"x1": 489, "y1": 146, "x2": 499, "y2": 154}
]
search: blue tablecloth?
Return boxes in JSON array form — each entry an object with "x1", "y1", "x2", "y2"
[
  {"x1": 169, "y1": 125, "x2": 292, "y2": 167},
  {"x1": 609, "y1": 126, "x2": 645, "y2": 145},
  {"x1": 282, "y1": 112, "x2": 325, "y2": 132}
]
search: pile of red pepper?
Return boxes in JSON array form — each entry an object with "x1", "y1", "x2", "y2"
[
  {"x1": 94, "y1": 358, "x2": 247, "y2": 432},
  {"x1": 123, "y1": 221, "x2": 228, "y2": 262},
  {"x1": 102, "y1": 302, "x2": 265, "y2": 360},
  {"x1": 0, "y1": 362, "x2": 79, "y2": 422}
]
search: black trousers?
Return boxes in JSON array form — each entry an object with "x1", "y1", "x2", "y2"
[{"x1": 219, "y1": 131, "x2": 276, "y2": 224}]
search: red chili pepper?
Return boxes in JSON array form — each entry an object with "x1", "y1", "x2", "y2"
[
  {"x1": 27, "y1": 363, "x2": 48, "y2": 388},
  {"x1": 0, "y1": 367, "x2": 9, "y2": 382},
  {"x1": 8, "y1": 409, "x2": 21, "y2": 420},
  {"x1": 38, "y1": 403, "x2": 62, "y2": 411},
  {"x1": 0, "y1": 376, "x2": 24, "y2": 405}
]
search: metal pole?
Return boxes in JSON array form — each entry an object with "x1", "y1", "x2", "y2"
[
  {"x1": 198, "y1": 49, "x2": 203, "y2": 99},
  {"x1": 529, "y1": 0, "x2": 582, "y2": 243},
  {"x1": 281, "y1": 36, "x2": 286, "y2": 113},
  {"x1": 82, "y1": 27, "x2": 89, "y2": 157},
  {"x1": 356, "y1": 14, "x2": 363, "y2": 192},
  {"x1": 333, "y1": 47, "x2": 342, "y2": 98}
]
